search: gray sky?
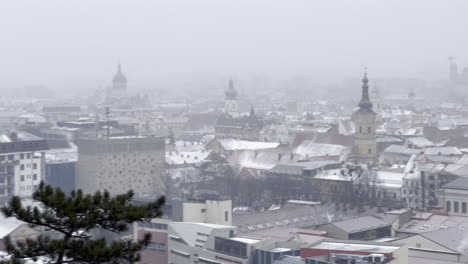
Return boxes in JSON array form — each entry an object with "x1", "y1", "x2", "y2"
[{"x1": 1, "y1": 0, "x2": 467, "y2": 92}]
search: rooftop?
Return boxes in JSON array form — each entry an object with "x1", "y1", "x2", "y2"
[
  {"x1": 217, "y1": 138, "x2": 280, "y2": 151},
  {"x1": 307, "y1": 240, "x2": 399, "y2": 253},
  {"x1": 442, "y1": 177, "x2": 468, "y2": 191},
  {"x1": 0, "y1": 131, "x2": 43, "y2": 143},
  {"x1": 324, "y1": 215, "x2": 391, "y2": 234}
]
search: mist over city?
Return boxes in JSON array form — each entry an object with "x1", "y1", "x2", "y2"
[{"x1": 1, "y1": 1, "x2": 468, "y2": 264}]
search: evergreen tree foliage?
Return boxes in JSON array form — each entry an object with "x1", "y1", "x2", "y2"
[{"x1": 1, "y1": 182, "x2": 165, "y2": 264}]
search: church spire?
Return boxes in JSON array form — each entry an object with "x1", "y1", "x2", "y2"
[
  {"x1": 225, "y1": 78, "x2": 238, "y2": 100},
  {"x1": 250, "y1": 106, "x2": 255, "y2": 117},
  {"x1": 358, "y1": 68, "x2": 373, "y2": 112}
]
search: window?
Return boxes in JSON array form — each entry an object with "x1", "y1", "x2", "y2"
[
  {"x1": 463, "y1": 202, "x2": 467, "y2": 214},
  {"x1": 20, "y1": 164, "x2": 24, "y2": 171},
  {"x1": 201, "y1": 208, "x2": 206, "y2": 213},
  {"x1": 359, "y1": 126, "x2": 362, "y2": 134},
  {"x1": 416, "y1": 243, "x2": 421, "y2": 248},
  {"x1": 26, "y1": 153, "x2": 31, "y2": 159},
  {"x1": 455, "y1": 201, "x2": 459, "y2": 213},
  {"x1": 446, "y1": 201, "x2": 451, "y2": 212},
  {"x1": 225, "y1": 211, "x2": 228, "y2": 222},
  {"x1": 8, "y1": 155, "x2": 14, "y2": 161},
  {"x1": 147, "y1": 242, "x2": 166, "y2": 252},
  {"x1": 20, "y1": 154, "x2": 24, "y2": 159},
  {"x1": 33, "y1": 174, "x2": 37, "y2": 181},
  {"x1": 33, "y1": 163, "x2": 37, "y2": 170},
  {"x1": 20, "y1": 175, "x2": 24, "y2": 182},
  {"x1": 368, "y1": 126, "x2": 372, "y2": 134},
  {"x1": 368, "y1": 148, "x2": 372, "y2": 154}
]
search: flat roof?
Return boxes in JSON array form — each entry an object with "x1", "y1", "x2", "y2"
[
  {"x1": 230, "y1": 237, "x2": 261, "y2": 244},
  {"x1": 309, "y1": 241, "x2": 399, "y2": 253}
]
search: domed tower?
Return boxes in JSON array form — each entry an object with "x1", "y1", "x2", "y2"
[
  {"x1": 353, "y1": 70, "x2": 377, "y2": 164},
  {"x1": 224, "y1": 78, "x2": 238, "y2": 115},
  {"x1": 111, "y1": 64, "x2": 127, "y2": 99}
]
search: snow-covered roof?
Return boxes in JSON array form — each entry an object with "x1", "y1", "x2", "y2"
[
  {"x1": 375, "y1": 171, "x2": 405, "y2": 189},
  {"x1": 0, "y1": 215, "x2": 24, "y2": 238},
  {"x1": 217, "y1": 138, "x2": 280, "y2": 151},
  {"x1": 166, "y1": 151, "x2": 210, "y2": 165},
  {"x1": 45, "y1": 144, "x2": 78, "y2": 163},
  {"x1": 294, "y1": 141, "x2": 349, "y2": 160},
  {"x1": 314, "y1": 169, "x2": 355, "y2": 182},
  {"x1": 169, "y1": 222, "x2": 236, "y2": 248},
  {"x1": 405, "y1": 137, "x2": 434, "y2": 148}
]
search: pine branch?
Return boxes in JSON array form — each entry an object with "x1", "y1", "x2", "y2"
[{"x1": 1, "y1": 182, "x2": 165, "y2": 264}]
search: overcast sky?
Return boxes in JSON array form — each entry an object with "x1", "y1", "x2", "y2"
[{"x1": 0, "y1": 0, "x2": 467, "y2": 92}]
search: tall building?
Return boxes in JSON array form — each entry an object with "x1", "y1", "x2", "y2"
[
  {"x1": 353, "y1": 72, "x2": 377, "y2": 164},
  {"x1": 75, "y1": 135, "x2": 165, "y2": 197},
  {"x1": 449, "y1": 57, "x2": 468, "y2": 88},
  {"x1": 0, "y1": 131, "x2": 49, "y2": 205},
  {"x1": 224, "y1": 79, "x2": 238, "y2": 115}
]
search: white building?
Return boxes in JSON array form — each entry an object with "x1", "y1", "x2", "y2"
[
  {"x1": 171, "y1": 197, "x2": 233, "y2": 226},
  {"x1": 0, "y1": 131, "x2": 48, "y2": 205},
  {"x1": 168, "y1": 222, "x2": 263, "y2": 264},
  {"x1": 259, "y1": 124, "x2": 289, "y2": 144}
]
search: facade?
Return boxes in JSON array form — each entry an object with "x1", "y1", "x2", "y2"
[
  {"x1": 439, "y1": 177, "x2": 468, "y2": 216},
  {"x1": 45, "y1": 161, "x2": 76, "y2": 194},
  {"x1": 175, "y1": 199, "x2": 232, "y2": 225},
  {"x1": 138, "y1": 218, "x2": 172, "y2": 264},
  {"x1": 224, "y1": 79, "x2": 238, "y2": 115},
  {"x1": 259, "y1": 124, "x2": 289, "y2": 144},
  {"x1": 215, "y1": 108, "x2": 264, "y2": 141},
  {"x1": 353, "y1": 72, "x2": 377, "y2": 164},
  {"x1": 0, "y1": 131, "x2": 49, "y2": 205},
  {"x1": 75, "y1": 135, "x2": 165, "y2": 197}
]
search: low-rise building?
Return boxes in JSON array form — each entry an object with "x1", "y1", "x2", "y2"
[
  {"x1": 317, "y1": 215, "x2": 392, "y2": 241},
  {"x1": 300, "y1": 240, "x2": 408, "y2": 264},
  {"x1": 439, "y1": 177, "x2": 468, "y2": 216},
  {"x1": 0, "y1": 215, "x2": 41, "y2": 251},
  {"x1": 168, "y1": 222, "x2": 262, "y2": 264}
]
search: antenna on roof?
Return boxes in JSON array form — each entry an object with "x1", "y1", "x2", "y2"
[
  {"x1": 105, "y1": 106, "x2": 110, "y2": 139},
  {"x1": 95, "y1": 109, "x2": 100, "y2": 139}
]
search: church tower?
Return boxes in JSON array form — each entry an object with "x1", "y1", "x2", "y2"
[
  {"x1": 353, "y1": 71, "x2": 377, "y2": 164},
  {"x1": 111, "y1": 64, "x2": 127, "y2": 99},
  {"x1": 224, "y1": 78, "x2": 238, "y2": 115}
]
